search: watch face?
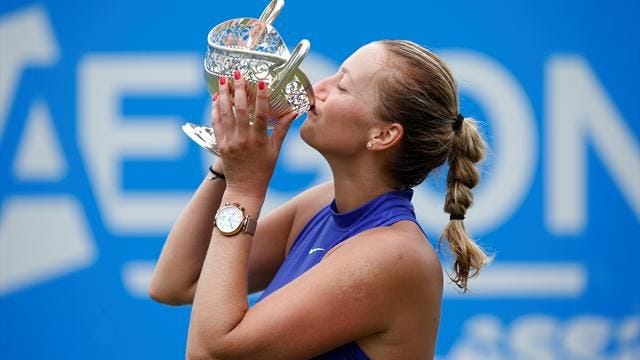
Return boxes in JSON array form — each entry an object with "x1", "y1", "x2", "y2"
[{"x1": 216, "y1": 205, "x2": 244, "y2": 235}]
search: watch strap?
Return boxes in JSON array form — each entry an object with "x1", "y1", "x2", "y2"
[{"x1": 244, "y1": 216, "x2": 257, "y2": 236}]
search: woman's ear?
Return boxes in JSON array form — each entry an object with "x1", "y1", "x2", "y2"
[{"x1": 367, "y1": 122, "x2": 404, "y2": 150}]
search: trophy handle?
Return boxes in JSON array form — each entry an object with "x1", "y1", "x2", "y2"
[
  {"x1": 271, "y1": 39, "x2": 310, "y2": 94},
  {"x1": 259, "y1": 0, "x2": 285, "y2": 25}
]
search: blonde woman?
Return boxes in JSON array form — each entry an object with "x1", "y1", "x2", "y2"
[{"x1": 150, "y1": 40, "x2": 490, "y2": 359}]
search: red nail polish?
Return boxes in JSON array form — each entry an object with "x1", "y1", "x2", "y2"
[
  {"x1": 234, "y1": 70, "x2": 241, "y2": 80},
  {"x1": 213, "y1": 92, "x2": 218, "y2": 101},
  {"x1": 258, "y1": 80, "x2": 265, "y2": 90},
  {"x1": 219, "y1": 76, "x2": 226, "y2": 85}
]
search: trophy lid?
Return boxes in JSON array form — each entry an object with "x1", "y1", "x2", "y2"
[
  {"x1": 185, "y1": 0, "x2": 313, "y2": 156},
  {"x1": 203, "y1": 0, "x2": 314, "y2": 114},
  {"x1": 208, "y1": 18, "x2": 290, "y2": 59},
  {"x1": 207, "y1": 0, "x2": 290, "y2": 59}
]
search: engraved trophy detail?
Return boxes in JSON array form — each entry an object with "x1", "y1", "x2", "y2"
[{"x1": 182, "y1": 0, "x2": 315, "y2": 156}]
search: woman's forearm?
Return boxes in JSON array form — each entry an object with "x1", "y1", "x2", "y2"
[
  {"x1": 149, "y1": 161, "x2": 226, "y2": 305},
  {"x1": 186, "y1": 190, "x2": 264, "y2": 358},
  {"x1": 185, "y1": 71, "x2": 295, "y2": 357}
]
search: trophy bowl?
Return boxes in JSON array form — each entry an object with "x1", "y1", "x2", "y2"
[{"x1": 183, "y1": 0, "x2": 315, "y2": 155}]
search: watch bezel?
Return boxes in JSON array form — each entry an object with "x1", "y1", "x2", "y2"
[{"x1": 214, "y1": 203, "x2": 246, "y2": 236}]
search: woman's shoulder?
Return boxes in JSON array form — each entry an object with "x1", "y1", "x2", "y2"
[
  {"x1": 282, "y1": 181, "x2": 335, "y2": 254},
  {"x1": 320, "y1": 221, "x2": 443, "y2": 349},
  {"x1": 326, "y1": 221, "x2": 443, "y2": 290}
]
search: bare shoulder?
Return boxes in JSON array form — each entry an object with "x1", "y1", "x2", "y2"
[
  {"x1": 323, "y1": 221, "x2": 443, "y2": 323},
  {"x1": 326, "y1": 220, "x2": 441, "y2": 283},
  {"x1": 234, "y1": 220, "x2": 442, "y2": 358},
  {"x1": 283, "y1": 181, "x2": 334, "y2": 253},
  {"x1": 322, "y1": 221, "x2": 443, "y2": 356}
]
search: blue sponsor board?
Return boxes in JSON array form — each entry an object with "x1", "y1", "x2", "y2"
[{"x1": 0, "y1": 0, "x2": 638, "y2": 358}]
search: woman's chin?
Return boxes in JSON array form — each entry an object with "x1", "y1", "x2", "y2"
[{"x1": 299, "y1": 121, "x2": 315, "y2": 146}]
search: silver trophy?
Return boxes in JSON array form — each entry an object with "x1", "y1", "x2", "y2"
[{"x1": 182, "y1": 0, "x2": 315, "y2": 155}]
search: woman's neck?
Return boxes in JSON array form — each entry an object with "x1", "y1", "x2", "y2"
[{"x1": 329, "y1": 157, "x2": 397, "y2": 213}]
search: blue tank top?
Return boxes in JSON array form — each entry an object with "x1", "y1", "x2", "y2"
[{"x1": 257, "y1": 189, "x2": 418, "y2": 359}]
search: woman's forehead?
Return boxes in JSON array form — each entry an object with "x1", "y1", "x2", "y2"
[
  {"x1": 343, "y1": 43, "x2": 385, "y2": 69},
  {"x1": 341, "y1": 43, "x2": 387, "y2": 84}
]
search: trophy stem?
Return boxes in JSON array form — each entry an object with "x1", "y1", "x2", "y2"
[{"x1": 182, "y1": 123, "x2": 221, "y2": 156}]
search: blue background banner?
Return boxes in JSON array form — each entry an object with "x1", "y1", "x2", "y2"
[{"x1": 1, "y1": 0, "x2": 638, "y2": 358}]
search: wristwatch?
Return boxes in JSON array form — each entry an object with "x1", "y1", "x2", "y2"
[{"x1": 214, "y1": 203, "x2": 257, "y2": 236}]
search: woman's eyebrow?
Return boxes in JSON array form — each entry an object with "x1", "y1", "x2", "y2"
[{"x1": 337, "y1": 68, "x2": 352, "y2": 87}]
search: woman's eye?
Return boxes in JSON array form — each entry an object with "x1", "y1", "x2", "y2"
[{"x1": 336, "y1": 84, "x2": 347, "y2": 93}]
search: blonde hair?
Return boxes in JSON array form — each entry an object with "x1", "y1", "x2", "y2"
[{"x1": 375, "y1": 40, "x2": 491, "y2": 292}]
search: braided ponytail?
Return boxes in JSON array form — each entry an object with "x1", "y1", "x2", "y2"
[
  {"x1": 441, "y1": 116, "x2": 490, "y2": 292},
  {"x1": 375, "y1": 40, "x2": 491, "y2": 292}
]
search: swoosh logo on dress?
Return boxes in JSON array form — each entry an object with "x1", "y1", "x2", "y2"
[{"x1": 308, "y1": 247, "x2": 326, "y2": 255}]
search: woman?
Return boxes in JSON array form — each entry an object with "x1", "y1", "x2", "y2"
[{"x1": 149, "y1": 40, "x2": 490, "y2": 359}]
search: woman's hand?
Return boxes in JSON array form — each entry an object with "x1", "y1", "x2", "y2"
[{"x1": 211, "y1": 70, "x2": 298, "y2": 200}]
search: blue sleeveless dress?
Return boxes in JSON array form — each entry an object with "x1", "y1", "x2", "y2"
[{"x1": 256, "y1": 189, "x2": 418, "y2": 359}]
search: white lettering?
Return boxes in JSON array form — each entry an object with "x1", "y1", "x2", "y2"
[
  {"x1": 0, "y1": 196, "x2": 96, "y2": 295},
  {"x1": 445, "y1": 314, "x2": 639, "y2": 359},
  {"x1": 510, "y1": 316, "x2": 557, "y2": 360},
  {"x1": 444, "y1": 262, "x2": 586, "y2": 298},
  {"x1": 0, "y1": 6, "x2": 59, "y2": 138},
  {"x1": 546, "y1": 56, "x2": 640, "y2": 234},
  {"x1": 14, "y1": 100, "x2": 67, "y2": 180},
  {"x1": 78, "y1": 55, "x2": 201, "y2": 234},
  {"x1": 563, "y1": 316, "x2": 611, "y2": 358}
]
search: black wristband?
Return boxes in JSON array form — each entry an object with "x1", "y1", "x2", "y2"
[{"x1": 208, "y1": 165, "x2": 226, "y2": 181}]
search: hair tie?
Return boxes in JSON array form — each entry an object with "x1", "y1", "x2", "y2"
[
  {"x1": 453, "y1": 114, "x2": 464, "y2": 132},
  {"x1": 450, "y1": 213, "x2": 465, "y2": 220}
]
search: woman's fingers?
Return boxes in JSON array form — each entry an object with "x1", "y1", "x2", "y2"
[
  {"x1": 217, "y1": 76, "x2": 234, "y2": 128},
  {"x1": 214, "y1": 74, "x2": 293, "y2": 155},
  {"x1": 233, "y1": 70, "x2": 249, "y2": 135},
  {"x1": 270, "y1": 111, "x2": 298, "y2": 152},
  {"x1": 253, "y1": 80, "x2": 269, "y2": 135},
  {"x1": 211, "y1": 92, "x2": 222, "y2": 138}
]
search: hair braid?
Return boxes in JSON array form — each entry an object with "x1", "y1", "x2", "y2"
[{"x1": 441, "y1": 117, "x2": 490, "y2": 292}]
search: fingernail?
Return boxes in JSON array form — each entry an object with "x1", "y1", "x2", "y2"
[
  {"x1": 258, "y1": 80, "x2": 265, "y2": 91},
  {"x1": 219, "y1": 76, "x2": 226, "y2": 85},
  {"x1": 213, "y1": 92, "x2": 218, "y2": 101},
  {"x1": 234, "y1": 70, "x2": 241, "y2": 80}
]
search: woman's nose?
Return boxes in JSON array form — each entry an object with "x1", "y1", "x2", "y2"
[{"x1": 312, "y1": 77, "x2": 331, "y2": 101}]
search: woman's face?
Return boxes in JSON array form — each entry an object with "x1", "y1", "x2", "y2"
[{"x1": 300, "y1": 43, "x2": 387, "y2": 156}]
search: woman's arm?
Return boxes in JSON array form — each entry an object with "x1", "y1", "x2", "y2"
[
  {"x1": 148, "y1": 166, "x2": 330, "y2": 304},
  {"x1": 247, "y1": 181, "x2": 334, "y2": 292},
  {"x1": 148, "y1": 160, "x2": 226, "y2": 305},
  {"x1": 149, "y1": 71, "x2": 323, "y2": 305},
  {"x1": 187, "y1": 221, "x2": 440, "y2": 360},
  {"x1": 185, "y1": 72, "x2": 297, "y2": 356}
]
